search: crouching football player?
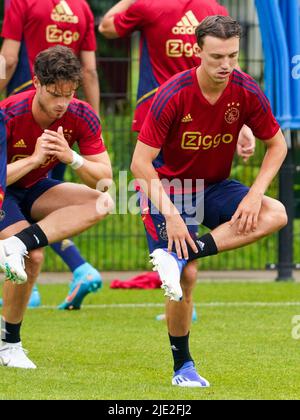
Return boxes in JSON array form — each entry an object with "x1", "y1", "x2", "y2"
[
  {"x1": 131, "y1": 16, "x2": 288, "y2": 387},
  {"x1": 0, "y1": 46, "x2": 113, "y2": 369}
]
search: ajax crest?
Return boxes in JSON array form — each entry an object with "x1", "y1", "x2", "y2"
[{"x1": 225, "y1": 103, "x2": 240, "y2": 124}]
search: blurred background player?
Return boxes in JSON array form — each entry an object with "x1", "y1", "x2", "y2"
[
  {"x1": 0, "y1": 0, "x2": 102, "y2": 309},
  {"x1": 99, "y1": 0, "x2": 256, "y2": 320},
  {"x1": 99, "y1": 0, "x2": 227, "y2": 130},
  {"x1": 0, "y1": 46, "x2": 113, "y2": 368}
]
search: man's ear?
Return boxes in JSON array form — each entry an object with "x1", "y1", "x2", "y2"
[
  {"x1": 194, "y1": 45, "x2": 202, "y2": 58},
  {"x1": 32, "y1": 76, "x2": 40, "y2": 89}
]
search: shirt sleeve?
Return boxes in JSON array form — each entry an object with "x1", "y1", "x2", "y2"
[
  {"x1": 245, "y1": 88, "x2": 280, "y2": 140},
  {"x1": 114, "y1": 0, "x2": 148, "y2": 37},
  {"x1": 1, "y1": 0, "x2": 26, "y2": 41},
  {"x1": 138, "y1": 89, "x2": 175, "y2": 148},
  {"x1": 76, "y1": 105, "x2": 106, "y2": 155},
  {"x1": 81, "y1": 2, "x2": 97, "y2": 51}
]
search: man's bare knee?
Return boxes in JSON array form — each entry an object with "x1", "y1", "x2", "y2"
[
  {"x1": 77, "y1": 194, "x2": 114, "y2": 226},
  {"x1": 25, "y1": 249, "x2": 44, "y2": 278},
  {"x1": 273, "y1": 202, "x2": 288, "y2": 229},
  {"x1": 181, "y1": 262, "x2": 198, "y2": 297},
  {"x1": 261, "y1": 199, "x2": 288, "y2": 233},
  {"x1": 94, "y1": 192, "x2": 115, "y2": 220}
]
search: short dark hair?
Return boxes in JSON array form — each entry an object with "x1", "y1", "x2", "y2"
[
  {"x1": 34, "y1": 45, "x2": 82, "y2": 87},
  {"x1": 196, "y1": 15, "x2": 242, "y2": 48}
]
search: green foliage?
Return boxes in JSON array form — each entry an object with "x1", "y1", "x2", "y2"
[{"x1": 87, "y1": 0, "x2": 115, "y2": 16}]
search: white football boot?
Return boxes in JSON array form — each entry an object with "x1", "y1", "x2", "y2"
[
  {"x1": 0, "y1": 240, "x2": 28, "y2": 284},
  {"x1": 0, "y1": 342, "x2": 36, "y2": 369},
  {"x1": 150, "y1": 249, "x2": 186, "y2": 302}
]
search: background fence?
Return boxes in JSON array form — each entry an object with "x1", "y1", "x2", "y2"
[{"x1": 0, "y1": 0, "x2": 299, "y2": 271}]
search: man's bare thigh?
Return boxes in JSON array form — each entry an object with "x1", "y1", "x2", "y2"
[{"x1": 30, "y1": 182, "x2": 100, "y2": 220}]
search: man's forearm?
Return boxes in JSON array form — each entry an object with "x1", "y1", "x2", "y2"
[
  {"x1": 250, "y1": 139, "x2": 287, "y2": 196},
  {"x1": 103, "y1": 0, "x2": 135, "y2": 18},
  {"x1": 0, "y1": 40, "x2": 21, "y2": 93},
  {"x1": 7, "y1": 157, "x2": 40, "y2": 186},
  {"x1": 0, "y1": 62, "x2": 17, "y2": 93},
  {"x1": 75, "y1": 159, "x2": 112, "y2": 189},
  {"x1": 132, "y1": 162, "x2": 180, "y2": 218}
]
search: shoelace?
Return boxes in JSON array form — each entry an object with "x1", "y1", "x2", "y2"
[
  {"x1": 0, "y1": 345, "x2": 29, "y2": 355},
  {"x1": 22, "y1": 251, "x2": 29, "y2": 267}
]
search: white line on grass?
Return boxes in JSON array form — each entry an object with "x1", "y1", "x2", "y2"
[{"x1": 38, "y1": 301, "x2": 300, "y2": 310}]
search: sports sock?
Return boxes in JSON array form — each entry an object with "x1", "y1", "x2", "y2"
[
  {"x1": 1, "y1": 317, "x2": 22, "y2": 344},
  {"x1": 169, "y1": 332, "x2": 193, "y2": 372},
  {"x1": 51, "y1": 240, "x2": 86, "y2": 272},
  {"x1": 15, "y1": 224, "x2": 48, "y2": 251},
  {"x1": 187, "y1": 233, "x2": 218, "y2": 261}
]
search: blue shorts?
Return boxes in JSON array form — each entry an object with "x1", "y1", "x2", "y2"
[
  {"x1": 0, "y1": 178, "x2": 63, "y2": 231},
  {"x1": 139, "y1": 179, "x2": 249, "y2": 253}
]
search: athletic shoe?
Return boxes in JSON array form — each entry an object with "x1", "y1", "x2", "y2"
[
  {"x1": 0, "y1": 241, "x2": 27, "y2": 284},
  {"x1": 156, "y1": 305, "x2": 198, "y2": 322},
  {"x1": 172, "y1": 361, "x2": 210, "y2": 388},
  {"x1": 0, "y1": 342, "x2": 37, "y2": 369},
  {"x1": 150, "y1": 249, "x2": 186, "y2": 302},
  {"x1": 58, "y1": 263, "x2": 103, "y2": 310}
]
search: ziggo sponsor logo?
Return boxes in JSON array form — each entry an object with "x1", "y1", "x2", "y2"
[
  {"x1": 181, "y1": 132, "x2": 234, "y2": 151},
  {"x1": 166, "y1": 40, "x2": 198, "y2": 58},
  {"x1": 46, "y1": 25, "x2": 80, "y2": 46}
]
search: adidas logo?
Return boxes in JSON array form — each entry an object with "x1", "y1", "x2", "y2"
[
  {"x1": 14, "y1": 139, "x2": 27, "y2": 148},
  {"x1": 196, "y1": 240, "x2": 205, "y2": 251},
  {"x1": 1, "y1": 327, "x2": 9, "y2": 337},
  {"x1": 51, "y1": 0, "x2": 78, "y2": 24},
  {"x1": 172, "y1": 11, "x2": 200, "y2": 35},
  {"x1": 181, "y1": 113, "x2": 193, "y2": 123},
  {"x1": 171, "y1": 345, "x2": 179, "y2": 352}
]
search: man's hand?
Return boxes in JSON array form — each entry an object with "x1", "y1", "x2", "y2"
[
  {"x1": 237, "y1": 125, "x2": 256, "y2": 162},
  {"x1": 229, "y1": 190, "x2": 263, "y2": 235},
  {"x1": 166, "y1": 214, "x2": 198, "y2": 260},
  {"x1": 41, "y1": 126, "x2": 73, "y2": 164},
  {"x1": 32, "y1": 136, "x2": 52, "y2": 166}
]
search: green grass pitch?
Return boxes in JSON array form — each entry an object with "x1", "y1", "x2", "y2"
[{"x1": 1, "y1": 282, "x2": 300, "y2": 400}]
